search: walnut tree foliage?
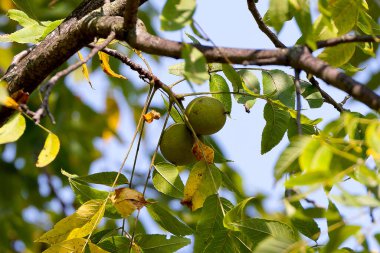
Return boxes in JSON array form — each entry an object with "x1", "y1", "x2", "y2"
[{"x1": 0, "y1": 0, "x2": 380, "y2": 252}]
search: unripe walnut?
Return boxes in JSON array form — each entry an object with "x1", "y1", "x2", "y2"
[
  {"x1": 185, "y1": 96, "x2": 227, "y2": 135},
  {"x1": 159, "y1": 123, "x2": 196, "y2": 166}
]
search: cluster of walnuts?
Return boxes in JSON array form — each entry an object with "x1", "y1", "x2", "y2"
[{"x1": 159, "y1": 96, "x2": 227, "y2": 165}]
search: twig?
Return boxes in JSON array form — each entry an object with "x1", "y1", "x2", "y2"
[
  {"x1": 246, "y1": 0, "x2": 286, "y2": 48},
  {"x1": 317, "y1": 35, "x2": 380, "y2": 48},
  {"x1": 35, "y1": 32, "x2": 116, "y2": 124},
  {"x1": 294, "y1": 69, "x2": 302, "y2": 135},
  {"x1": 308, "y1": 77, "x2": 344, "y2": 112},
  {"x1": 340, "y1": 95, "x2": 351, "y2": 106}
]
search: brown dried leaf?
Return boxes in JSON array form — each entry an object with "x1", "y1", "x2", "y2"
[
  {"x1": 111, "y1": 188, "x2": 149, "y2": 218},
  {"x1": 192, "y1": 140, "x2": 214, "y2": 164},
  {"x1": 143, "y1": 110, "x2": 161, "y2": 123}
]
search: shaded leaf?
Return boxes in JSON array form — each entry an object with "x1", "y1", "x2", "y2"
[
  {"x1": 253, "y1": 236, "x2": 303, "y2": 253},
  {"x1": 147, "y1": 202, "x2": 193, "y2": 236},
  {"x1": 36, "y1": 200, "x2": 105, "y2": 244},
  {"x1": 209, "y1": 73, "x2": 232, "y2": 114},
  {"x1": 135, "y1": 234, "x2": 191, "y2": 253},
  {"x1": 64, "y1": 170, "x2": 128, "y2": 187},
  {"x1": 36, "y1": 132, "x2": 60, "y2": 167},
  {"x1": 152, "y1": 162, "x2": 184, "y2": 198},
  {"x1": 261, "y1": 102, "x2": 290, "y2": 154},
  {"x1": 0, "y1": 113, "x2": 25, "y2": 144},
  {"x1": 162, "y1": 96, "x2": 184, "y2": 123},
  {"x1": 223, "y1": 197, "x2": 256, "y2": 231}
]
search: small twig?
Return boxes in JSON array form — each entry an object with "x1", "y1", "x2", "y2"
[
  {"x1": 35, "y1": 32, "x2": 116, "y2": 124},
  {"x1": 129, "y1": 87, "x2": 156, "y2": 188},
  {"x1": 309, "y1": 77, "x2": 344, "y2": 112},
  {"x1": 294, "y1": 69, "x2": 302, "y2": 135},
  {"x1": 246, "y1": 0, "x2": 286, "y2": 48},
  {"x1": 340, "y1": 95, "x2": 351, "y2": 106},
  {"x1": 317, "y1": 35, "x2": 380, "y2": 48}
]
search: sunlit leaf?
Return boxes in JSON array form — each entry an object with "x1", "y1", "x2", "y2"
[
  {"x1": 168, "y1": 62, "x2": 185, "y2": 76},
  {"x1": 42, "y1": 238, "x2": 109, "y2": 253},
  {"x1": 274, "y1": 135, "x2": 312, "y2": 180},
  {"x1": 365, "y1": 122, "x2": 380, "y2": 162},
  {"x1": 62, "y1": 169, "x2": 128, "y2": 187},
  {"x1": 0, "y1": 113, "x2": 25, "y2": 144},
  {"x1": 318, "y1": 43, "x2": 356, "y2": 67},
  {"x1": 331, "y1": 0, "x2": 360, "y2": 35},
  {"x1": 98, "y1": 51, "x2": 127, "y2": 80},
  {"x1": 36, "y1": 200, "x2": 105, "y2": 244},
  {"x1": 266, "y1": 0, "x2": 291, "y2": 32},
  {"x1": 182, "y1": 44, "x2": 209, "y2": 84},
  {"x1": 290, "y1": 0, "x2": 315, "y2": 48},
  {"x1": 209, "y1": 73, "x2": 232, "y2": 114},
  {"x1": 299, "y1": 139, "x2": 333, "y2": 172},
  {"x1": 223, "y1": 197, "x2": 256, "y2": 231},
  {"x1": 147, "y1": 202, "x2": 193, "y2": 236},
  {"x1": 152, "y1": 162, "x2": 184, "y2": 198},
  {"x1": 182, "y1": 161, "x2": 221, "y2": 211},
  {"x1": 160, "y1": 0, "x2": 196, "y2": 31},
  {"x1": 261, "y1": 102, "x2": 290, "y2": 154},
  {"x1": 77, "y1": 51, "x2": 93, "y2": 88},
  {"x1": 111, "y1": 188, "x2": 149, "y2": 218},
  {"x1": 36, "y1": 132, "x2": 60, "y2": 167}
]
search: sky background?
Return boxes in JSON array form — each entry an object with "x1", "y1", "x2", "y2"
[{"x1": 17, "y1": 0, "x2": 380, "y2": 252}]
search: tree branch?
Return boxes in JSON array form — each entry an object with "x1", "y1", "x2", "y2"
[{"x1": 317, "y1": 34, "x2": 380, "y2": 48}]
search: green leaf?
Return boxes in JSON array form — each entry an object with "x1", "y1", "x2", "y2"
[
  {"x1": 300, "y1": 81, "x2": 323, "y2": 108},
  {"x1": 229, "y1": 218, "x2": 298, "y2": 244},
  {"x1": 162, "y1": 96, "x2": 184, "y2": 123},
  {"x1": 220, "y1": 170, "x2": 245, "y2": 199},
  {"x1": 185, "y1": 32, "x2": 201, "y2": 44},
  {"x1": 71, "y1": 171, "x2": 128, "y2": 186},
  {"x1": 168, "y1": 62, "x2": 186, "y2": 76},
  {"x1": 42, "y1": 238, "x2": 108, "y2": 253},
  {"x1": 224, "y1": 197, "x2": 256, "y2": 230},
  {"x1": 147, "y1": 202, "x2": 193, "y2": 236},
  {"x1": 238, "y1": 69, "x2": 260, "y2": 94},
  {"x1": 287, "y1": 118, "x2": 317, "y2": 140},
  {"x1": 267, "y1": 0, "x2": 291, "y2": 32},
  {"x1": 331, "y1": 0, "x2": 360, "y2": 35},
  {"x1": 135, "y1": 234, "x2": 191, "y2": 253},
  {"x1": 97, "y1": 236, "x2": 131, "y2": 253},
  {"x1": 262, "y1": 70, "x2": 295, "y2": 108},
  {"x1": 284, "y1": 171, "x2": 332, "y2": 187},
  {"x1": 318, "y1": 43, "x2": 356, "y2": 67},
  {"x1": 160, "y1": 0, "x2": 196, "y2": 31},
  {"x1": 152, "y1": 162, "x2": 184, "y2": 198},
  {"x1": 182, "y1": 44, "x2": 209, "y2": 84},
  {"x1": 197, "y1": 195, "x2": 234, "y2": 245},
  {"x1": 182, "y1": 161, "x2": 222, "y2": 211},
  {"x1": 274, "y1": 135, "x2": 312, "y2": 180},
  {"x1": 286, "y1": 200, "x2": 320, "y2": 241},
  {"x1": 0, "y1": 113, "x2": 26, "y2": 144},
  {"x1": 36, "y1": 132, "x2": 60, "y2": 167},
  {"x1": 253, "y1": 236, "x2": 303, "y2": 253},
  {"x1": 261, "y1": 102, "x2": 291, "y2": 154},
  {"x1": 209, "y1": 74, "x2": 232, "y2": 114},
  {"x1": 3, "y1": 9, "x2": 63, "y2": 44},
  {"x1": 299, "y1": 139, "x2": 333, "y2": 172},
  {"x1": 330, "y1": 193, "x2": 380, "y2": 208},
  {"x1": 222, "y1": 64, "x2": 252, "y2": 104},
  {"x1": 36, "y1": 200, "x2": 105, "y2": 244},
  {"x1": 365, "y1": 122, "x2": 380, "y2": 163},
  {"x1": 203, "y1": 231, "x2": 250, "y2": 253},
  {"x1": 290, "y1": 0, "x2": 315, "y2": 48},
  {"x1": 322, "y1": 226, "x2": 361, "y2": 253}
]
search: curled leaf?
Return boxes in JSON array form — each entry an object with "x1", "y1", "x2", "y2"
[
  {"x1": 98, "y1": 51, "x2": 127, "y2": 80},
  {"x1": 36, "y1": 132, "x2": 60, "y2": 167},
  {"x1": 111, "y1": 188, "x2": 149, "y2": 218},
  {"x1": 77, "y1": 51, "x2": 93, "y2": 88},
  {"x1": 143, "y1": 110, "x2": 161, "y2": 123},
  {"x1": 192, "y1": 139, "x2": 214, "y2": 164}
]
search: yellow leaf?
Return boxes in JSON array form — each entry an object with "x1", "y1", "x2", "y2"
[
  {"x1": 192, "y1": 140, "x2": 214, "y2": 164},
  {"x1": 2, "y1": 97, "x2": 19, "y2": 109},
  {"x1": 42, "y1": 238, "x2": 109, "y2": 253},
  {"x1": 111, "y1": 188, "x2": 149, "y2": 218},
  {"x1": 77, "y1": 51, "x2": 93, "y2": 88},
  {"x1": 98, "y1": 51, "x2": 127, "y2": 80},
  {"x1": 181, "y1": 161, "x2": 221, "y2": 211},
  {"x1": 36, "y1": 132, "x2": 60, "y2": 167},
  {"x1": 36, "y1": 200, "x2": 105, "y2": 244},
  {"x1": 0, "y1": 113, "x2": 25, "y2": 144},
  {"x1": 0, "y1": 0, "x2": 14, "y2": 12},
  {"x1": 143, "y1": 110, "x2": 161, "y2": 123},
  {"x1": 102, "y1": 97, "x2": 120, "y2": 140}
]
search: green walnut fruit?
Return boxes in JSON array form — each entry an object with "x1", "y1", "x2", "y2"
[
  {"x1": 185, "y1": 96, "x2": 227, "y2": 135},
  {"x1": 160, "y1": 123, "x2": 196, "y2": 166}
]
